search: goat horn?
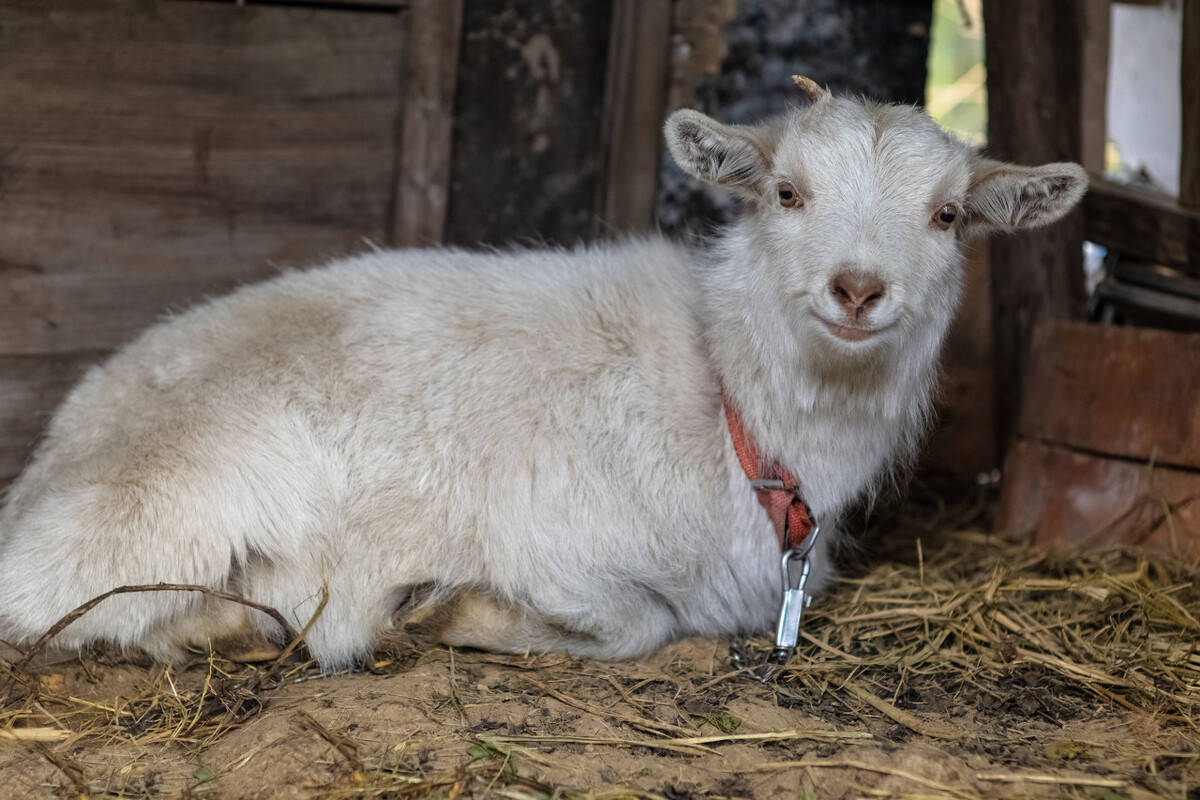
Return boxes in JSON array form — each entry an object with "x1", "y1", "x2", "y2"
[{"x1": 791, "y1": 75, "x2": 827, "y2": 103}]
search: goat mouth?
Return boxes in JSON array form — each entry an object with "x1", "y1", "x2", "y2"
[{"x1": 821, "y1": 319, "x2": 877, "y2": 342}]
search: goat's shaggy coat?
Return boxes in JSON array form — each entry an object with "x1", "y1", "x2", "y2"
[{"x1": 0, "y1": 88, "x2": 1086, "y2": 668}]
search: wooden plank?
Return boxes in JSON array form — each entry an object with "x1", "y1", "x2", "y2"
[
  {"x1": 1018, "y1": 320, "x2": 1200, "y2": 469},
  {"x1": 597, "y1": 0, "x2": 672, "y2": 234},
  {"x1": 391, "y1": 0, "x2": 463, "y2": 246},
  {"x1": 0, "y1": 0, "x2": 407, "y2": 355},
  {"x1": 1080, "y1": 0, "x2": 1111, "y2": 174},
  {"x1": 1083, "y1": 177, "x2": 1200, "y2": 275},
  {"x1": 0, "y1": 1, "x2": 404, "y2": 233},
  {"x1": 0, "y1": 0, "x2": 410, "y2": 483},
  {"x1": 443, "y1": 0, "x2": 613, "y2": 247},
  {"x1": 996, "y1": 439, "x2": 1200, "y2": 554},
  {"x1": 1181, "y1": 0, "x2": 1200, "y2": 208},
  {"x1": 982, "y1": 0, "x2": 1088, "y2": 455},
  {"x1": 0, "y1": 355, "x2": 100, "y2": 484},
  {"x1": 191, "y1": 0, "x2": 408, "y2": 7},
  {"x1": 0, "y1": 207, "x2": 389, "y2": 355}
]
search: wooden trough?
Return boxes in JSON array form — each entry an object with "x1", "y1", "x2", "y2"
[{"x1": 997, "y1": 320, "x2": 1200, "y2": 553}]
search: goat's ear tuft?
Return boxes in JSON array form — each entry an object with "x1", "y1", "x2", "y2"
[
  {"x1": 664, "y1": 109, "x2": 770, "y2": 197},
  {"x1": 963, "y1": 159, "x2": 1088, "y2": 235}
]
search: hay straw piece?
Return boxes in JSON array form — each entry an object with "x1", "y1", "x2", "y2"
[
  {"x1": 487, "y1": 733, "x2": 711, "y2": 757},
  {"x1": 295, "y1": 709, "x2": 364, "y2": 772},
  {"x1": 0, "y1": 727, "x2": 69, "y2": 742},
  {"x1": 842, "y1": 682, "x2": 960, "y2": 740},
  {"x1": 976, "y1": 772, "x2": 1128, "y2": 787},
  {"x1": 489, "y1": 728, "x2": 873, "y2": 757},
  {"x1": 777, "y1": 516, "x2": 1200, "y2": 727},
  {"x1": 752, "y1": 759, "x2": 974, "y2": 799},
  {"x1": 30, "y1": 741, "x2": 89, "y2": 795},
  {"x1": 528, "y1": 680, "x2": 695, "y2": 738}
]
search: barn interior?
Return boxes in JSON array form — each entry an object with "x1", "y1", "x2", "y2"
[{"x1": 0, "y1": 1, "x2": 1197, "y2": 798}]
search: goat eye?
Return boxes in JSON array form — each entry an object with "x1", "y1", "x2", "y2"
[
  {"x1": 777, "y1": 181, "x2": 801, "y2": 208},
  {"x1": 933, "y1": 203, "x2": 958, "y2": 230}
]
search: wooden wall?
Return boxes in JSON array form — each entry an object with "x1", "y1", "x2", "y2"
[
  {"x1": 990, "y1": 1, "x2": 1200, "y2": 550},
  {"x1": 444, "y1": 0, "x2": 613, "y2": 246},
  {"x1": 0, "y1": 1, "x2": 988, "y2": 491},
  {"x1": 0, "y1": 0, "x2": 414, "y2": 484},
  {"x1": 0, "y1": 0, "x2": 673, "y2": 489},
  {"x1": 982, "y1": 0, "x2": 1088, "y2": 455}
]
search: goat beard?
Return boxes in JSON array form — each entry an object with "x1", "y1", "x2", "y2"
[{"x1": 799, "y1": 322, "x2": 895, "y2": 381}]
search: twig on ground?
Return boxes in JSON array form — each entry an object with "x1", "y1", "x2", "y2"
[
  {"x1": 7, "y1": 583, "x2": 300, "y2": 684},
  {"x1": 295, "y1": 709, "x2": 364, "y2": 773}
]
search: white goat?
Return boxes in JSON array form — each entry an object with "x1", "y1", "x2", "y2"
[{"x1": 0, "y1": 80, "x2": 1085, "y2": 669}]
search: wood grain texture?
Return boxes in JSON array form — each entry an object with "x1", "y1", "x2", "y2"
[
  {"x1": 983, "y1": 0, "x2": 1087, "y2": 455},
  {"x1": 1181, "y1": 0, "x2": 1200, "y2": 208},
  {"x1": 392, "y1": 0, "x2": 463, "y2": 246},
  {"x1": 996, "y1": 439, "x2": 1200, "y2": 554},
  {"x1": 0, "y1": 0, "x2": 407, "y2": 355},
  {"x1": 597, "y1": 0, "x2": 672, "y2": 234},
  {"x1": 0, "y1": 0, "x2": 409, "y2": 484},
  {"x1": 191, "y1": 1, "x2": 408, "y2": 7},
  {"x1": 1084, "y1": 177, "x2": 1200, "y2": 275},
  {"x1": 1017, "y1": 320, "x2": 1200, "y2": 469},
  {"x1": 443, "y1": 0, "x2": 613, "y2": 247},
  {"x1": 0, "y1": 219, "x2": 384, "y2": 356},
  {"x1": 1080, "y1": 0, "x2": 1110, "y2": 174}
]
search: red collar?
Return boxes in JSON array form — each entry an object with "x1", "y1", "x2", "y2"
[{"x1": 722, "y1": 389, "x2": 815, "y2": 551}]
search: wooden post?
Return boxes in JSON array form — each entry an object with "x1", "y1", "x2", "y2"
[
  {"x1": 1181, "y1": 0, "x2": 1200, "y2": 208},
  {"x1": 391, "y1": 0, "x2": 464, "y2": 246},
  {"x1": 597, "y1": 0, "x2": 673, "y2": 234},
  {"x1": 982, "y1": 0, "x2": 1088, "y2": 457},
  {"x1": 1080, "y1": 0, "x2": 1111, "y2": 175},
  {"x1": 442, "y1": 0, "x2": 614, "y2": 247}
]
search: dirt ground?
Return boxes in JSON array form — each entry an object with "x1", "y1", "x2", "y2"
[{"x1": 2, "y1": 503, "x2": 1198, "y2": 800}]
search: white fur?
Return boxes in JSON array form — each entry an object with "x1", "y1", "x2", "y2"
[{"x1": 0, "y1": 90, "x2": 1086, "y2": 669}]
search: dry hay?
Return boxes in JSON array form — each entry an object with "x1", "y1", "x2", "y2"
[{"x1": 1, "y1": 487, "x2": 1198, "y2": 799}]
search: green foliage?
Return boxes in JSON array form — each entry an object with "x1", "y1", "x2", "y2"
[
  {"x1": 466, "y1": 741, "x2": 518, "y2": 778},
  {"x1": 926, "y1": 0, "x2": 987, "y2": 143},
  {"x1": 1084, "y1": 787, "x2": 1134, "y2": 800},
  {"x1": 191, "y1": 766, "x2": 216, "y2": 783},
  {"x1": 694, "y1": 712, "x2": 742, "y2": 734}
]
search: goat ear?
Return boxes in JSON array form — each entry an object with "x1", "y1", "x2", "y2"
[
  {"x1": 963, "y1": 159, "x2": 1088, "y2": 235},
  {"x1": 664, "y1": 109, "x2": 770, "y2": 196}
]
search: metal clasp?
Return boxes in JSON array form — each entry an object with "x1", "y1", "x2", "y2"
[{"x1": 741, "y1": 522, "x2": 821, "y2": 683}]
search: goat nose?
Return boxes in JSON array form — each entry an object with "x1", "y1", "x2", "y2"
[{"x1": 829, "y1": 272, "x2": 886, "y2": 317}]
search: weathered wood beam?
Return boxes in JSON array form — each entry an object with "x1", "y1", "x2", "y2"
[
  {"x1": 391, "y1": 0, "x2": 463, "y2": 246},
  {"x1": 1181, "y1": 0, "x2": 1200, "y2": 208},
  {"x1": 234, "y1": 1, "x2": 408, "y2": 7},
  {"x1": 1017, "y1": 320, "x2": 1200, "y2": 470},
  {"x1": 982, "y1": 0, "x2": 1087, "y2": 456},
  {"x1": 0, "y1": 0, "x2": 409, "y2": 486},
  {"x1": 597, "y1": 0, "x2": 673, "y2": 234},
  {"x1": 443, "y1": 0, "x2": 613, "y2": 247},
  {"x1": 1081, "y1": 0, "x2": 1111, "y2": 174},
  {"x1": 1083, "y1": 176, "x2": 1200, "y2": 276},
  {"x1": 996, "y1": 439, "x2": 1200, "y2": 553}
]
